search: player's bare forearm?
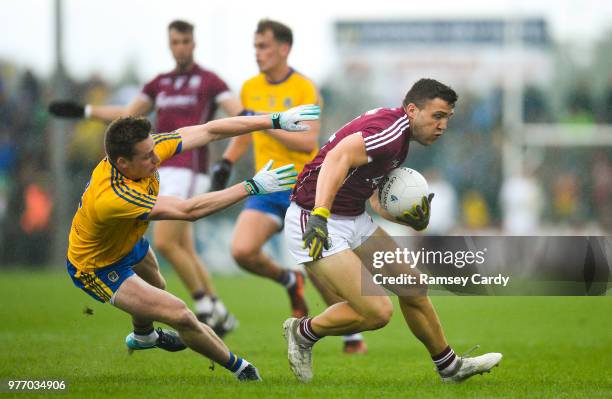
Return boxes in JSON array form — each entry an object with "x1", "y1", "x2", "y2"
[
  {"x1": 266, "y1": 121, "x2": 319, "y2": 153},
  {"x1": 178, "y1": 115, "x2": 272, "y2": 152},
  {"x1": 222, "y1": 135, "x2": 252, "y2": 163},
  {"x1": 149, "y1": 185, "x2": 248, "y2": 221},
  {"x1": 90, "y1": 105, "x2": 130, "y2": 121},
  {"x1": 90, "y1": 95, "x2": 152, "y2": 121},
  {"x1": 182, "y1": 184, "x2": 248, "y2": 220}
]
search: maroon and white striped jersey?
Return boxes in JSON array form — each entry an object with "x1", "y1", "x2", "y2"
[
  {"x1": 142, "y1": 63, "x2": 231, "y2": 173},
  {"x1": 291, "y1": 107, "x2": 411, "y2": 216}
]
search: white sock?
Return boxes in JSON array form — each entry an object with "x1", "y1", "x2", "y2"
[
  {"x1": 195, "y1": 295, "x2": 214, "y2": 315},
  {"x1": 233, "y1": 359, "x2": 250, "y2": 377},
  {"x1": 342, "y1": 333, "x2": 364, "y2": 342},
  {"x1": 133, "y1": 329, "x2": 158, "y2": 344},
  {"x1": 284, "y1": 271, "x2": 296, "y2": 289},
  {"x1": 213, "y1": 299, "x2": 228, "y2": 319}
]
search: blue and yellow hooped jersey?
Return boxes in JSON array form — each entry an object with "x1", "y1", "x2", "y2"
[
  {"x1": 67, "y1": 132, "x2": 182, "y2": 271},
  {"x1": 241, "y1": 69, "x2": 321, "y2": 173}
]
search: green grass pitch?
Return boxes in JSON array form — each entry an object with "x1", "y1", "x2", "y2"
[{"x1": 0, "y1": 270, "x2": 610, "y2": 398}]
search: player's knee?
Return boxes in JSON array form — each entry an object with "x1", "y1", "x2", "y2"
[
  {"x1": 153, "y1": 236, "x2": 179, "y2": 256},
  {"x1": 231, "y1": 242, "x2": 257, "y2": 266},
  {"x1": 365, "y1": 299, "x2": 393, "y2": 330},
  {"x1": 172, "y1": 305, "x2": 199, "y2": 330}
]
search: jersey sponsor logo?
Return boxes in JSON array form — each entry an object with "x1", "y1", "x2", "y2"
[
  {"x1": 160, "y1": 77, "x2": 172, "y2": 86},
  {"x1": 189, "y1": 75, "x2": 202, "y2": 89},
  {"x1": 156, "y1": 92, "x2": 198, "y2": 108},
  {"x1": 174, "y1": 76, "x2": 187, "y2": 90},
  {"x1": 107, "y1": 271, "x2": 120, "y2": 283}
]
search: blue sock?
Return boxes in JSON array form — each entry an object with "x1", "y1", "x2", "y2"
[{"x1": 224, "y1": 352, "x2": 244, "y2": 373}]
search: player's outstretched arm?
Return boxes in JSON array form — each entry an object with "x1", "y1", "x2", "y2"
[
  {"x1": 148, "y1": 160, "x2": 297, "y2": 221},
  {"x1": 48, "y1": 95, "x2": 153, "y2": 121},
  {"x1": 178, "y1": 104, "x2": 320, "y2": 153},
  {"x1": 265, "y1": 120, "x2": 320, "y2": 153}
]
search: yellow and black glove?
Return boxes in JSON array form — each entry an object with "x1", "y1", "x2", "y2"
[
  {"x1": 303, "y1": 207, "x2": 331, "y2": 260},
  {"x1": 396, "y1": 193, "x2": 434, "y2": 231}
]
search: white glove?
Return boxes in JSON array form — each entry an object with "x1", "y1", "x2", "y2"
[
  {"x1": 271, "y1": 104, "x2": 320, "y2": 132},
  {"x1": 243, "y1": 160, "x2": 298, "y2": 195}
]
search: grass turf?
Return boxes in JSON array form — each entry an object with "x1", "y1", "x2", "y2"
[{"x1": 0, "y1": 270, "x2": 610, "y2": 398}]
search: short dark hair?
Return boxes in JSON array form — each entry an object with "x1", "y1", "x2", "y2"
[
  {"x1": 256, "y1": 19, "x2": 293, "y2": 46},
  {"x1": 104, "y1": 117, "x2": 152, "y2": 163},
  {"x1": 402, "y1": 78, "x2": 458, "y2": 109},
  {"x1": 168, "y1": 20, "x2": 194, "y2": 34}
]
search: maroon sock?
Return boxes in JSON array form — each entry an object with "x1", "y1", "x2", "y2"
[
  {"x1": 432, "y1": 346, "x2": 459, "y2": 375},
  {"x1": 298, "y1": 318, "x2": 320, "y2": 343}
]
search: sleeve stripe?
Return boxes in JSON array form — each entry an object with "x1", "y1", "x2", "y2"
[
  {"x1": 151, "y1": 130, "x2": 181, "y2": 139},
  {"x1": 174, "y1": 141, "x2": 183, "y2": 156},
  {"x1": 113, "y1": 169, "x2": 157, "y2": 204},
  {"x1": 117, "y1": 181, "x2": 156, "y2": 207},
  {"x1": 363, "y1": 115, "x2": 408, "y2": 144},
  {"x1": 110, "y1": 169, "x2": 155, "y2": 209},
  {"x1": 153, "y1": 137, "x2": 182, "y2": 145},
  {"x1": 364, "y1": 120, "x2": 409, "y2": 150},
  {"x1": 111, "y1": 182, "x2": 154, "y2": 210},
  {"x1": 153, "y1": 133, "x2": 181, "y2": 139}
]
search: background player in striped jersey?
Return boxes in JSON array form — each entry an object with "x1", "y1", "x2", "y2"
[
  {"x1": 49, "y1": 20, "x2": 243, "y2": 336},
  {"x1": 211, "y1": 20, "x2": 366, "y2": 353},
  {"x1": 65, "y1": 105, "x2": 319, "y2": 382},
  {"x1": 282, "y1": 79, "x2": 502, "y2": 383}
]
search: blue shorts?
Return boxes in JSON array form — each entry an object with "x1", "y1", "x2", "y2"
[
  {"x1": 67, "y1": 238, "x2": 150, "y2": 303},
  {"x1": 244, "y1": 190, "x2": 291, "y2": 227}
]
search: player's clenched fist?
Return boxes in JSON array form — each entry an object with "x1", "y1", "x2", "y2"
[{"x1": 303, "y1": 207, "x2": 330, "y2": 260}]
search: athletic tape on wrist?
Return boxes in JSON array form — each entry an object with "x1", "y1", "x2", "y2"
[
  {"x1": 312, "y1": 207, "x2": 330, "y2": 219},
  {"x1": 243, "y1": 179, "x2": 259, "y2": 195},
  {"x1": 271, "y1": 113, "x2": 281, "y2": 129}
]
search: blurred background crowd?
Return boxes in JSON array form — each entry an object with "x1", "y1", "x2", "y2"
[{"x1": 0, "y1": 12, "x2": 610, "y2": 268}]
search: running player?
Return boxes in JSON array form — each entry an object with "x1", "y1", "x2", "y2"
[
  {"x1": 66, "y1": 105, "x2": 318, "y2": 382},
  {"x1": 282, "y1": 79, "x2": 502, "y2": 382},
  {"x1": 211, "y1": 20, "x2": 366, "y2": 353},
  {"x1": 49, "y1": 20, "x2": 242, "y2": 335}
]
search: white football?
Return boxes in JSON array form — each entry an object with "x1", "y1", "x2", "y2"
[{"x1": 378, "y1": 167, "x2": 429, "y2": 217}]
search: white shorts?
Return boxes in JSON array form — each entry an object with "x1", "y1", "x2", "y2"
[
  {"x1": 284, "y1": 202, "x2": 379, "y2": 265},
  {"x1": 158, "y1": 167, "x2": 211, "y2": 199}
]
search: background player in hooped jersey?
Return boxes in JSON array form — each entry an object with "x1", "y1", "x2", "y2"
[
  {"x1": 282, "y1": 79, "x2": 503, "y2": 383},
  {"x1": 210, "y1": 19, "x2": 366, "y2": 353},
  {"x1": 49, "y1": 20, "x2": 242, "y2": 336},
  {"x1": 66, "y1": 105, "x2": 319, "y2": 382}
]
